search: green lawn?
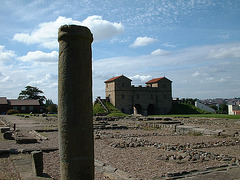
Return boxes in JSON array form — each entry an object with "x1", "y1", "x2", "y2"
[
  {"x1": 150, "y1": 114, "x2": 240, "y2": 120},
  {"x1": 93, "y1": 102, "x2": 128, "y2": 117}
]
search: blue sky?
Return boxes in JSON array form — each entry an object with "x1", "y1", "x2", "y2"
[{"x1": 0, "y1": 0, "x2": 240, "y2": 104}]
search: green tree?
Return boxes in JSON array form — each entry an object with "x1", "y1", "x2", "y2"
[
  {"x1": 186, "y1": 98, "x2": 196, "y2": 105},
  {"x1": 46, "y1": 104, "x2": 58, "y2": 113},
  {"x1": 209, "y1": 104, "x2": 218, "y2": 111},
  {"x1": 45, "y1": 99, "x2": 54, "y2": 106},
  {"x1": 45, "y1": 99, "x2": 58, "y2": 113},
  {"x1": 219, "y1": 103, "x2": 228, "y2": 114},
  {"x1": 18, "y1": 86, "x2": 46, "y2": 104}
]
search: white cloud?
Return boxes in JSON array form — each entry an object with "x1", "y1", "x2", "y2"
[
  {"x1": 0, "y1": 45, "x2": 16, "y2": 62},
  {"x1": 151, "y1": 49, "x2": 169, "y2": 55},
  {"x1": 0, "y1": 71, "x2": 11, "y2": 83},
  {"x1": 130, "y1": 37, "x2": 156, "y2": 47},
  {"x1": 82, "y1": 16, "x2": 124, "y2": 40},
  {"x1": 217, "y1": 34, "x2": 230, "y2": 39},
  {"x1": 130, "y1": 75, "x2": 152, "y2": 82},
  {"x1": 13, "y1": 16, "x2": 75, "y2": 49},
  {"x1": 18, "y1": 50, "x2": 58, "y2": 63},
  {"x1": 27, "y1": 73, "x2": 58, "y2": 102},
  {"x1": 192, "y1": 71, "x2": 200, "y2": 77},
  {"x1": 0, "y1": 46, "x2": 58, "y2": 102},
  {"x1": 209, "y1": 45, "x2": 240, "y2": 59},
  {"x1": 0, "y1": 76, "x2": 10, "y2": 83},
  {"x1": 13, "y1": 16, "x2": 124, "y2": 49},
  {"x1": 162, "y1": 43, "x2": 176, "y2": 48},
  {"x1": 205, "y1": 77, "x2": 214, "y2": 81}
]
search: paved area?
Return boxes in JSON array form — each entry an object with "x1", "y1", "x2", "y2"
[{"x1": 10, "y1": 154, "x2": 52, "y2": 180}]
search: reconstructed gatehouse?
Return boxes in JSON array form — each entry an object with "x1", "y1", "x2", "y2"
[{"x1": 104, "y1": 75, "x2": 172, "y2": 115}]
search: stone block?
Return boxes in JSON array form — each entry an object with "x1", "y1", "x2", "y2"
[
  {"x1": 31, "y1": 151, "x2": 43, "y2": 176},
  {"x1": 103, "y1": 165, "x2": 117, "y2": 173},
  {"x1": 193, "y1": 128, "x2": 205, "y2": 134},
  {"x1": 203, "y1": 129, "x2": 214, "y2": 135},
  {"x1": 16, "y1": 138, "x2": 38, "y2": 144},
  {"x1": 3, "y1": 131, "x2": 14, "y2": 140},
  {"x1": 0, "y1": 127, "x2": 10, "y2": 133}
]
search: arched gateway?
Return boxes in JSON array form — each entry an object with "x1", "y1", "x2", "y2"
[
  {"x1": 104, "y1": 75, "x2": 172, "y2": 115},
  {"x1": 147, "y1": 104, "x2": 155, "y2": 115},
  {"x1": 134, "y1": 104, "x2": 142, "y2": 114}
]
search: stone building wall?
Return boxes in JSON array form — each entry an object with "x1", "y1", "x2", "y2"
[
  {"x1": 105, "y1": 82, "x2": 116, "y2": 106},
  {"x1": 105, "y1": 75, "x2": 172, "y2": 115}
]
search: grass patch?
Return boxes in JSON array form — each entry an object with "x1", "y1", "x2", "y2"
[
  {"x1": 150, "y1": 114, "x2": 240, "y2": 120},
  {"x1": 142, "y1": 127, "x2": 159, "y2": 131},
  {"x1": 93, "y1": 103, "x2": 108, "y2": 115},
  {"x1": 188, "y1": 132, "x2": 203, "y2": 136},
  {"x1": 93, "y1": 102, "x2": 128, "y2": 117},
  {"x1": 107, "y1": 112, "x2": 128, "y2": 117},
  {"x1": 14, "y1": 113, "x2": 58, "y2": 117},
  {"x1": 169, "y1": 103, "x2": 211, "y2": 114}
]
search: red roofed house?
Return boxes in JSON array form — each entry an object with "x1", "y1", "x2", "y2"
[
  {"x1": 104, "y1": 75, "x2": 172, "y2": 115},
  {"x1": 0, "y1": 97, "x2": 8, "y2": 114},
  {"x1": 0, "y1": 97, "x2": 43, "y2": 114},
  {"x1": 228, "y1": 104, "x2": 240, "y2": 115}
]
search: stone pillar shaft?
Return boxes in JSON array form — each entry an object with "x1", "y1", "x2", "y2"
[{"x1": 58, "y1": 25, "x2": 94, "y2": 180}]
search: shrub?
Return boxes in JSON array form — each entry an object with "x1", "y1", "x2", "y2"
[{"x1": 7, "y1": 109, "x2": 19, "y2": 115}]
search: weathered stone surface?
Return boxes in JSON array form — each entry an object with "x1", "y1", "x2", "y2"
[
  {"x1": 58, "y1": 25, "x2": 94, "y2": 180},
  {"x1": 0, "y1": 127, "x2": 10, "y2": 133},
  {"x1": 15, "y1": 138, "x2": 38, "y2": 144},
  {"x1": 3, "y1": 131, "x2": 14, "y2": 140},
  {"x1": 31, "y1": 151, "x2": 43, "y2": 176}
]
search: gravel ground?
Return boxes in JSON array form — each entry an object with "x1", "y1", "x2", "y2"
[
  {"x1": 43, "y1": 129, "x2": 240, "y2": 180},
  {"x1": 1, "y1": 115, "x2": 240, "y2": 179},
  {"x1": 43, "y1": 151, "x2": 110, "y2": 180},
  {"x1": 0, "y1": 155, "x2": 21, "y2": 180},
  {"x1": 0, "y1": 131, "x2": 58, "y2": 150},
  {"x1": 93, "y1": 129, "x2": 238, "y2": 179},
  {"x1": 143, "y1": 134, "x2": 231, "y2": 144},
  {"x1": 201, "y1": 145, "x2": 240, "y2": 159}
]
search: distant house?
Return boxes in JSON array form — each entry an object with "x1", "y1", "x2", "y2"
[
  {"x1": 228, "y1": 104, "x2": 240, "y2": 115},
  {"x1": 0, "y1": 97, "x2": 8, "y2": 114},
  {"x1": 0, "y1": 97, "x2": 43, "y2": 114},
  {"x1": 104, "y1": 75, "x2": 172, "y2": 115}
]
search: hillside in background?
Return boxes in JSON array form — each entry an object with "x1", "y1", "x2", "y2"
[
  {"x1": 169, "y1": 103, "x2": 212, "y2": 114},
  {"x1": 93, "y1": 102, "x2": 127, "y2": 117}
]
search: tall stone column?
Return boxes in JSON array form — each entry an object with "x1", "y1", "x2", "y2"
[{"x1": 58, "y1": 25, "x2": 94, "y2": 180}]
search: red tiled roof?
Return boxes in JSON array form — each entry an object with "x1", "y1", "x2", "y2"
[
  {"x1": 145, "y1": 77, "x2": 165, "y2": 84},
  {"x1": 233, "y1": 110, "x2": 240, "y2": 115},
  {"x1": 146, "y1": 77, "x2": 172, "y2": 84},
  {"x1": 104, "y1": 75, "x2": 123, "y2": 83},
  {"x1": 0, "y1": 97, "x2": 8, "y2": 104},
  {"x1": 8, "y1": 99, "x2": 40, "y2": 106}
]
